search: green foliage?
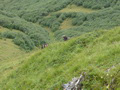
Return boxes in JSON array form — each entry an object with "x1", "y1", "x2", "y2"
[
  {"x1": 73, "y1": 0, "x2": 120, "y2": 9},
  {"x1": 1, "y1": 31, "x2": 16, "y2": 39},
  {"x1": 1, "y1": 0, "x2": 119, "y2": 26},
  {"x1": 0, "y1": 0, "x2": 120, "y2": 48},
  {"x1": 0, "y1": 12, "x2": 50, "y2": 50},
  {"x1": 0, "y1": 27, "x2": 120, "y2": 89},
  {"x1": 55, "y1": 6, "x2": 120, "y2": 40},
  {"x1": 0, "y1": 0, "x2": 73, "y2": 23},
  {"x1": 0, "y1": 10, "x2": 17, "y2": 18},
  {"x1": 0, "y1": 0, "x2": 120, "y2": 89},
  {"x1": 29, "y1": 33, "x2": 47, "y2": 46},
  {"x1": 13, "y1": 34, "x2": 35, "y2": 50},
  {"x1": 38, "y1": 5, "x2": 120, "y2": 38},
  {"x1": 1, "y1": 31, "x2": 35, "y2": 50}
]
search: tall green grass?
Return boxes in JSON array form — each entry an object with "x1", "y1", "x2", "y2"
[
  {"x1": 0, "y1": 39, "x2": 30, "y2": 83},
  {"x1": 0, "y1": 27, "x2": 120, "y2": 89}
]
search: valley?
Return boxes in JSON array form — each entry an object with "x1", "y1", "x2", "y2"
[{"x1": 0, "y1": 0, "x2": 120, "y2": 89}]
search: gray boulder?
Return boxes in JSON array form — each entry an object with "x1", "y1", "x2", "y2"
[{"x1": 63, "y1": 72, "x2": 86, "y2": 90}]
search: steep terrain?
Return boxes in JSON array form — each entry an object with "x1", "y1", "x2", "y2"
[
  {"x1": 0, "y1": 27, "x2": 39, "y2": 83},
  {"x1": 0, "y1": 0, "x2": 120, "y2": 89},
  {"x1": 0, "y1": 27, "x2": 120, "y2": 89},
  {"x1": 0, "y1": 0, "x2": 120, "y2": 47},
  {"x1": 0, "y1": 38, "x2": 30, "y2": 82}
]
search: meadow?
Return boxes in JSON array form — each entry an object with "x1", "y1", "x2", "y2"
[
  {"x1": 0, "y1": 27, "x2": 120, "y2": 89},
  {"x1": 0, "y1": 0, "x2": 120, "y2": 89}
]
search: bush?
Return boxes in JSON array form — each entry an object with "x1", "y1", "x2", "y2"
[
  {"x1": 0, "y1": 14, "x2": 50, "y2": 50},
  {"x1": 92, "y1": 5, "x2": 102, "y2": 10},
  {"x1": 73, "y1": 0, "x2": 119, "y2": 10},
  {"x1": 1, "y1": 31, "x2": 35, "y2": 50},
  {"x1": 13, "y1": 33, "x2": 35, "y2": 50},
  {"x1": 1, "y1": 31, "x2": 16, "y2": 39},
  {"x1": 29, "y1": 33, "x2": 48, "y2": 47}
]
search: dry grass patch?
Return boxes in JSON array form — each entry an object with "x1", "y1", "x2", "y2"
[
  {"x1": 58, "y1": 5, "x2": 97, "y2": 13},
  {"x1": 60, "y1": 19, "x2": 75, "y2": 30},
  {"x1": 0, "y1": 26, "x2": 7, "y2": 32}
]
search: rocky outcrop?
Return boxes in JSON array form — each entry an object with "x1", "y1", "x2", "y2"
[{"x1": 63, "y1": 72, "x2": 86, "y2": 90}]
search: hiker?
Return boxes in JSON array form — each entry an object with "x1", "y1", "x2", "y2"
[
  {"x1": 45, "y1": 44, "x2": 48, "y2": 47},
  {"x1": 41, "y1": 44, "x2": 45, "y2": 49},
  {"x1": 62, "y1": 35, "x2": 68, "y2": 41},
  {"x1": 41, "y1": 43, "x2": 48, "y2": 49}
]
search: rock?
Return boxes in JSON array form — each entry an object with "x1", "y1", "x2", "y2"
[{"x1": 63, "y1": 72, "x2": 86, "y2": 90}]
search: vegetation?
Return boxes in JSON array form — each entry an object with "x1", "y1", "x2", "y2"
[
  {"x1": 60, "y1": 19, "x2": 74, "y2": 30},
  {"x1": 0, "y1": 38, "x2": 34, "y2": 82},
  {"x1": 55, "y1": 8, "x2": 120, "y2": 39},
  {"x1": 0, "y1": 12, "x2": 50, "y2": 50},
  {"x1": 0, "y1": 0, "x2": 72, "y2": 22},
  {"x1": 0, "y1": 27, "x2": 120, "y2": 89},
  {"x1": 40, "y1": 6, "x2": 120, "y2": 40},
  {"x1": 0, "y1": 0, "x2": 120, "y2": 89},
  {"x1": 57, "y1": 5, "x2": 96, "y2": 13},
  {"x1": 0, "y1": 0, "x2": 120, "y2": 47},
  {"x1": 1, "y1": 0, "x2": 119, "y2": 22},
  {"x1": 73, "y1": 0, "x2": 120, "y2": 9}
]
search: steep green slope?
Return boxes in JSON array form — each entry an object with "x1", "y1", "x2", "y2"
[
  {"x1": 0, "y1": 1, "x2": 119, "y2": 89},
  {"x1": 0, "y1": 27, "x2": 120, "y2": 90},
  {"x1": 0, "y1": 27, "x2": 41, "y2": 83},
  {"x1": 0, "y1": 38, "x2": 33, "y2": 82}
]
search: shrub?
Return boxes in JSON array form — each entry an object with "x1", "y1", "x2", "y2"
[
  {"x1": 13, "y1": 33, "x2": 35, "y2": 50},
  {"x1": 0, "y1": 14, "x2": 50, "y2": 50},
  {"x1": 1, "y1": 31, "x2": 16, "y2": 39}
]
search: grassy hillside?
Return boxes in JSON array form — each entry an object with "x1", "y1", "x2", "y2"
[
  {"x1": 0, "y1": 27, "x2": 120, "y2": 90},
  {"x1": 0, "y1": 27, "x2": 41, "y2": 83},
  {"x1": 0, "y1": 38, "x2": 34, "y2": 82},
  {"x1": 0, "y1": 1, "x2": 120, "y2": 89},
  {"x1": 0, "y1": 0, "x2": 120, "y2": 47}
]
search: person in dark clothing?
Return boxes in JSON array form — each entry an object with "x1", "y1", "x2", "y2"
[{"x1": 63, "y1": 35, "x2": 68, "y2": 41}]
